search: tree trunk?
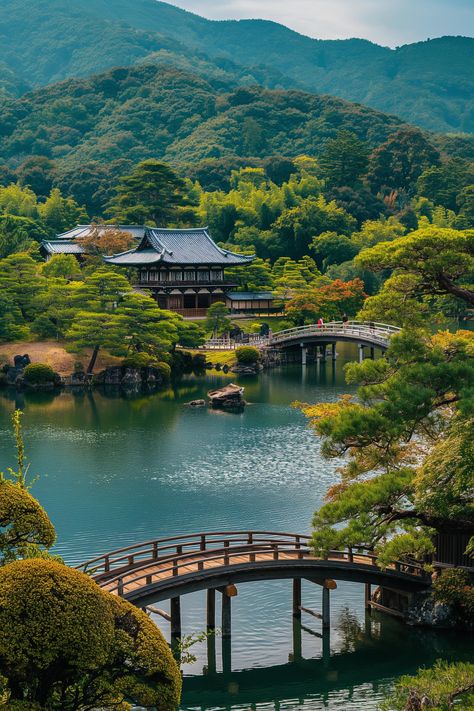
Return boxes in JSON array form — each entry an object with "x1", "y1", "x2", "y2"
[{"x1": 87, "y1": 345, "x2": 100, "y2": 375}]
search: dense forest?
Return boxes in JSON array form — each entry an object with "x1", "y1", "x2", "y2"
[{"x1": 0, "y1": 0, "x2": 472, "y2": 133}]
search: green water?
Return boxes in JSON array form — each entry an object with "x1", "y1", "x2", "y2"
[{"x1": 0, "y1": 344, "x2": 471, "y2": 710}]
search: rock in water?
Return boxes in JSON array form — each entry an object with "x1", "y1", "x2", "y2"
[{"x1": 207, "y1": 383, "x2": 246, "y2": 411}]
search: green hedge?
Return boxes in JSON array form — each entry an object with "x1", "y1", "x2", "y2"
[
  {"x1": 23, "y1": 363, "x2": 56, "y2": 384},
  {"x1": 236, "y1": 346, "x2": 260, "y2": 364}
]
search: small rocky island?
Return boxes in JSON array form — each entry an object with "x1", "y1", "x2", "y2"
[{"x1": 207, "y1": 383, "x2": 246, "y2": 411}]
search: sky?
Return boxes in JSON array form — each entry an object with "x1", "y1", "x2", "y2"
[{"x1": 167, "y1": 0, "x2": 474, "y2": 46}]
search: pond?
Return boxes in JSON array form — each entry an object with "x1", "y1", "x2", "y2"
[{"x1": 0, "y1": 343, "x2": 471, "y2": 710}]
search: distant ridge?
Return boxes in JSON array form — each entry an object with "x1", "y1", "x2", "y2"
[{"x1": 0, "y1": 0, "x2": 472, "y2": 132}]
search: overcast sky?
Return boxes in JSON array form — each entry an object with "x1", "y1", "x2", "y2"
[{"x1": 167, "y1": 0, "x2": 474, "y2": 46}]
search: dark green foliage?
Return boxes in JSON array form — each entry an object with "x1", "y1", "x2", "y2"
[
  {"x1": 235, "y1": 346, "x2": 260, "y2": 364},
  {"x1": 107, "y1": 159, "x2": 188, "y2": 225},
  {"x1": 0, "y1": 0, "x2": 472, "y2": 133},
  {"x1": 367, "y1": 128, "x2": 441, "y2": 194},
  {"x1": 23, "y1": 363, "x2": 56, "y2": 385},
  {"x1": 0, "y1": 64, "x2": 408, "y2": 210},
  {"x1": 319, "y1": 131, "x2": 369, "y2": 188},
  {"x1": 191, "y1": 353, "x2": 206, "y2": 373}
]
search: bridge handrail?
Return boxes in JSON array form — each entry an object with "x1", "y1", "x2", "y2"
[
  {"x1": 101, "y1": 543, "x2": 428, "y2": 597},
  {"x1": 76, "y1": 530, "x2": 312, "y2": 575},
  {"x1": 269, "y1": 321, "x2": 401, "y2": 345}
]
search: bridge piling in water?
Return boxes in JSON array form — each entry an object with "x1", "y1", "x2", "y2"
[
  {"x1": 170, "y1": 596, "x2": 181, "y2": 641},
  {"x1": 207, "y1": 588, "x2": 216, "y2": 630}
]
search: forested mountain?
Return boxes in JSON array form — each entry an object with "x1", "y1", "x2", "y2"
[
  {"x1": 0, "y1": 0, "x2": 472, "y2": 133},
  {"x1": 0, "y1": 63, "x2": 407, "y2": 184}
]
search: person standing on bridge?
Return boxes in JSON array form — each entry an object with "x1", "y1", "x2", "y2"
[
  {"x1": 317, "y1": 317, "x2": 324, "y2": 328},
  {"x1": 342, "y1": 313, "x2": 349, "y2": 327}
]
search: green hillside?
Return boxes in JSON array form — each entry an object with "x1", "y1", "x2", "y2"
[
  {"x1": 0, "y1": 63, "x2": 407, "y2": 173},
  {"x1": 0, "y1": 0, "x2": 472, "y2": 133}
]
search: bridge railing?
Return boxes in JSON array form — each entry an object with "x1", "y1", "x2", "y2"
[
  {"x1": 99, "y1": 542, "x2": 428, "y2": 598},
  {"x1": 269, "y1": 321, "x2": 401, "y2": 345},
  {"x1": 76, "y1": 531, "x2": 311, "y2": 577}
]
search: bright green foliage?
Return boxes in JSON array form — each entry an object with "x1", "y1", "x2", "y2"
[
  {"x1": 357, "y1": 274, "x2": 429, "y2": 327},
  {"x1": 0, "y1": 252, "x2": 47, "y2": 325},
  {"x1": 225, "y1": 255, "x2": 274, "y2": 292},
  {"x1": 357, "y1": 227, "x2": 474, "y2": 306},
  {"x1": 177, "y1": 321, "x2": 206, "y2": 349},
  {"x1": 41, "y1": 254, "x2": 80, "y2": 279},
  {"x1": 269, "y1": 196, "x2": 356, "y2": 260},
  {"x1": 0, "y1": 215, "x2": 41, "y2": 258},
  {"x1": 351, "y1": 217, "x2": 406, "y2": 249},
  {"x1": 0, "y1": 183, "x2": 38, "y2": 218},
  {"x1": 205, "y1": 302, "x2": 231, "y2": 336},
  {"x1": 0, "y1": 481, "x2": 56, "y2": 565},
  {"x1": 38, "y1": 188, "x2": 87, "y2": 234},
  {"x1": 236, "y1": 346, "x2": 260, "y2": 364},
  {"x1": 272, "y1": 256, "x2": 322, "y2": 297},
  {"x1": 300, "y1": 329, "x2": 474, "y2": 561},
  {"x1": 381, "y1": 660, "x2": 474, "y2": 711},
  {"x1": 0, "y1": 410, "x2": 56, "y2": 564},
  {"x1": 0, "y1": 559, "x2": 181, "y2": 710},
  {"x1": 319, "y1": 131, "x2": 369, "y2": 188},
  {"x1": 108, "y1": 159, "x2": 188, "y2": 226}
]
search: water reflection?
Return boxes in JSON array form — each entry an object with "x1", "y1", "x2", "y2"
[{"x1": 0, "y1": 346, "x2": 471, "y2": 709}]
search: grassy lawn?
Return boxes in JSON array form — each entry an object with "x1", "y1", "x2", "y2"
[
  {"x1": 0, "y1": 341, "x2": 121, "y2": 376},
  {"x1": 185, "y1": 349, "x2": 236, "y2": 369}
]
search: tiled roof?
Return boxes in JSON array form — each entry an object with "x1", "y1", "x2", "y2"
[
  {"x1": 56, "y1": 225, "x2": 147, "y2": 241},
  {"x1": 227, "y1": 291, "x2": 276, "y2": 300},
  {"x1": 41, "y1": 240, "x2": 85, "y2": 255},
  {"x1": 104, "y1": 228, "x2": 255, "y2": 266}
]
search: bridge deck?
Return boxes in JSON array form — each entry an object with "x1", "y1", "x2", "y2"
[{"x1": 77, "y1": 532, "x2": 430, "y2": 604}]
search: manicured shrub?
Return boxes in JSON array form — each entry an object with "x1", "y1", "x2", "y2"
[
  {"x1": 23, "y1": 363, "x2": 56, "y2": 385},
  {"x1": 0, "y1": 480, "x2": 56, "y2": 564},
  {"x1": 0, "y1": 559, "x2": 182, "y2": 709},
  {"x1": 236, "y1": 346, "x2": 260, "y2": 364}
]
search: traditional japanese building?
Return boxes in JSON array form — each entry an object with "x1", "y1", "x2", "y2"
[
  {"x1": 103, "y1": 227, "x2": 255, "y2": 317},
  {"x1": 40, "y1": 225, "x2": 146, "y2": 260}
]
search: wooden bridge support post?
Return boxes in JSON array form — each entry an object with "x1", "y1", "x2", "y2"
[
  {"x1": 222, "y1": 590, "x2": 232, "y2": 637},
  {"x1": 332, "y1": 344, "x2": 337, "y2": 361},
  {"x1": 322, "y1": 587, "x2": 330, "y2": 629},
  {"x1": 207, "y1": 588, "x2": 216, "y2": 630},
  {"x1": 206, "y1": 631, "x2": 217, "y2": 676},
  {"x1": 365, "y1": 583, "x2": 372, "y2": 611},
  {"x1": 320, "y1": 344, "x2": 327, "y2": 362},
  {"x1": 293, "y1": 578, "x2": 302, "y2": 618},
  {"x1": 301, "y1": 344, "x2": 307, "y2": 366},
  {"x1": 322, "y1": 628, "x2": 330, "y2": 668},
  {"x1": 370, "y1": 346, "x2": 375, "y2": 360},
  {"x1": 170, "y1": 597, "x2": 181, "y2": 640},
  {"x1": 358, "y1": 344, "x2": 365, "y2": 364},
  {"x1": 292, "y1": 615, "x2": 302, "y2": 663}
]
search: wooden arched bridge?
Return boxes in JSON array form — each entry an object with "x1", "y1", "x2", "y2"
[
  {"x1": 267, "y1": 321, "x2": 401, "y2": 364},
  {"x1": 204, "y1": 322, "x2": 401, "y2": 363},
  {"x1": 77, "y1": 530, "x2": 430, "y2": 643}
]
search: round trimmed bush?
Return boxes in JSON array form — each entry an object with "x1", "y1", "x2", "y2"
[
  {"x1": 0, "y1": 559, "x2": 182, "y2": 709},
  {"x1": 153, "y1": 361, "x2": 172, "y2": 383},
  {"x1": 122, "y1": 352, "x2": 157, "y2": 369},
  {"x1": 236, "y1": 346, "x2": 260, "y2": 364},
  {"x1": 23, "y1": 363, "x2": 56, "y2": 385}
]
